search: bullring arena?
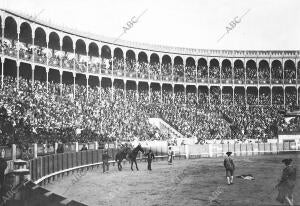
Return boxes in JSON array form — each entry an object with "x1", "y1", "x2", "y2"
[
  {"x1": 45, "y1": 153, "x2": 300, "y2": 206},
  {"x1": 0, "y1": 2, "x2": 300, "y2": 206}
]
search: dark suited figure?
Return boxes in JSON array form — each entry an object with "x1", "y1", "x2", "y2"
[
  {"x1": 168, "y1": 147, "x2": 174, "y2": 164},
  {"x1": 224, "y1": 152, "x2": 235, "y2": 185},
  {"x1": 0, "y1": 150, "x2": 7, "y2": 189},
  {"x1": 81, "y1": 144, "x2": 88, "y2": 151},
  {"x1": 102, "y1": 150, "x2": 110, "y2": 173},
  {"x1": 0, "y1": 172, "x2": 14, "y2": 204},
  {"x1": 56, "y1": 143, "x2": 64, "y2": 154},
  {"x1": 144, "y1": 150, "x2": 155, "y2": 170},
  {"x1": 276, "y1": 158, "x2": 296, "y2": 206}
]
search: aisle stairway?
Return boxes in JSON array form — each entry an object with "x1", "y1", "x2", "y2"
[{"x1": 148, "y1": 118, "x2": 184, "y2": 139}]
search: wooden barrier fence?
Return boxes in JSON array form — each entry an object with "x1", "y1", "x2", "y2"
[
  {"x1": 187, "y1": 141, "x2": 298, "y2": 158},
  {"x1": 30, "y1": 149, "x2": 107, "y2": 183}
]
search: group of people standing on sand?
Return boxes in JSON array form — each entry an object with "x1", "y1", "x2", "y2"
[
  {"x1": 224, "y1": 152, "x2": 297, "y2": 206},
  {"x1": 102, "y1": 145, "x2": 175, "y2": 173},
  {"x1": 138, "y1": 146, "x2": 174, "y2": 170},
  {"x1": 138, "y1": 146, "x2": 175, "y2": 170}
]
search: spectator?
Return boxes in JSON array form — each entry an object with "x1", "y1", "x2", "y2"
[
  {"x1": 168, "y1": 147, "x2": 174, "y2": 165},
  {"x1": 0, "y1": 150, "x2": 7, "y2": 188},
  {"x1": 144, "y1": 149, "x2": 155, "y2": 171},
  {"x1": 81, "y1": 144, "x2": 88, "y2": 151},
  {"x1": 102, "y1": 150, "x2": 110, "y2": 173},
  {"x1": 56, "y1": 144, "x2": 64, "y2": 154}
]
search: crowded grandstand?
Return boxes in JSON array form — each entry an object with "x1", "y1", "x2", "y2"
[{"x1": 0, "y1": 9, "x2": 300, "y2": 152}]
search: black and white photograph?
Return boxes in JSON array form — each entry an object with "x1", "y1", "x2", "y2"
[{"x1": 0, "y1": 0, "x2": 299, "y2": 205}]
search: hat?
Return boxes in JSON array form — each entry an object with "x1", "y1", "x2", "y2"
[
  {"x1": 282, "y1": 159, "x2": 292, "y2": 164},
  {"x1": 226, "y1": 152, "x2": 232, "y2": 156}
]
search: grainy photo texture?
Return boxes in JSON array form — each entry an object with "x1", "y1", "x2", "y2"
[{"x1": 0, "y1": 0, "x2": 299, "y2": 205}]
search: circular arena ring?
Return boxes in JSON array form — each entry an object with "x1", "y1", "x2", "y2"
[
  {"x1": 20, "y1": 142, "x2": 300, "y2": 206},
  {"x1": 43, "y1": 153, "x2": 299, "y2": 206}
]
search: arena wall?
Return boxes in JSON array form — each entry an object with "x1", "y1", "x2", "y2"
[
  {"x1": 138, "y1": 141, "x2": 299, "y2": 158},
  {"x1": 278, "y1": 132, "x2": 300, "y2": 144},
  {"x1": 186, "y1": 142, "x2": 298, "y2": 158}
]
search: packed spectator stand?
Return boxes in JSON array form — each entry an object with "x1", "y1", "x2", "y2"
[{"x1": 1, "y1": 10, "x2": 300, "y2": 155}]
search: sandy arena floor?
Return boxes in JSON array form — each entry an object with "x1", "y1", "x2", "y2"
[{"x1": 45, "y1": 153, "x2": 300, "y2": 206}]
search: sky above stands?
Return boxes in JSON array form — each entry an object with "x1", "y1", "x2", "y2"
[{"x1": 1, "y1": 0, "x2": 299, "y2": 51}]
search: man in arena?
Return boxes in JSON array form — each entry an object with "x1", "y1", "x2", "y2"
[
  {"x1": 56, "y1": 143, "x2": 64, "y2": 154},
  {"x1": 0, "y1": 149, "x2": 7, "y2": 189},
  {"x1": 81, "y1": 144, "x2": 88, "y2": 151},
  {"x1": 0, "y1": 172, "x2": 14, "y2": 204},
  {"x1": 168, "y1": 147, "x2": 174, "y2": 165},
  {"x1": 144, "y1": 149, "x2": 155, "y2": 170},
  {"x1": 102, "y1": 150, "x2": 110, "y2": 173},
  {"x1": 276, "y1": 158, "x2": 296, "y2": 206},
  {"x1": 224, "y1": 151, "x2": 235, "y2": 185}
]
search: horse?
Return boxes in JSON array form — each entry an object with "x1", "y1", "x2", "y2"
[
  {"x1": 115, "y1": 146, "x2": 131, "y2": 171},
  {"x1": 115, "y1": 144, "x2": 144, "y2": 171}
]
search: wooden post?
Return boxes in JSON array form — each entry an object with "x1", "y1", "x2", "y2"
[
  {"x1": 54, "y1": 143, "x2": 58, "y2": 154},
  {"x1": 208, "y1": 144, "x2": 213, "y2": 158},
  {"x1": 75, "y1": 142, "x2": 79, "y2": 152},
  {"x1": 185, "y1": 144, "x2": 190, "y2": 159},
  {"x1": 33, "y1": 143, "x2": 38, "y2": 159},
  {"x1": 12, "y1": 144, "x2": 17, "y2": 160}
]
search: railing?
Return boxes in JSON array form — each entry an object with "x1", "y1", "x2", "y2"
[
  {"x1": 1, "y1": 38, "x2": 299, "y2": 86},
  {"x1": 2, "y1": 40, "x2": 297, "y2": 86}
]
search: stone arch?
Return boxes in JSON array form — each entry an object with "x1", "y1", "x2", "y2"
[
  {"x1": 186, "y1": 57, "x2": 196, "y2": 82},
  {"x1": 174, "y1": 56, "x2": 184, "y2": 82},
  {"x1": 197, "y1": 58, "x2": 208, "y2": 83},
  {"x1": 162, "y1": 55, "x2": 172, "y2": 80},
  {"x1": 4, "y1": 16, "x2": 17, "y2": 40},
  {"x1": 271, "y1": 60, "x2": 283, "y2": 84},
  {"x1": 34, "y1": 27, "x2": 47, "y2": 47},
  {"x1": 221, "y1": 59, "x2": 232, "y2": 82},
  {"x1": 19, "y1": 22, "x2": 32, "y2": 44},
  {"x1": 284, "y1": 60, "x2": 296, "y2": 84},
  {"x1": 209, "y1": 58, "x2": 220, "y2": 82},
  {"x1": 150, "y1": 53, "x2": 160, "y2": 78},
  {"x1": 259, "y1": 87, "x2": 271, "y2": 105},
  {"x1": 246, "y1": 59, "x2": 257, "y2": 83},
  {"x1": 234, "y1": 59, "x2": 244, "y2": 83},
  {"x1": 258, "y1": 60, "x2": 270, "y2": 83},
  {"x1": 126, "y1": 50, "x2": 136, "y2": 74}
]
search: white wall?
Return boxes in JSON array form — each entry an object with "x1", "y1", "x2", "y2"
[{"x1": 278, "y1": 134, "x2": 300, "y2": 143}]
